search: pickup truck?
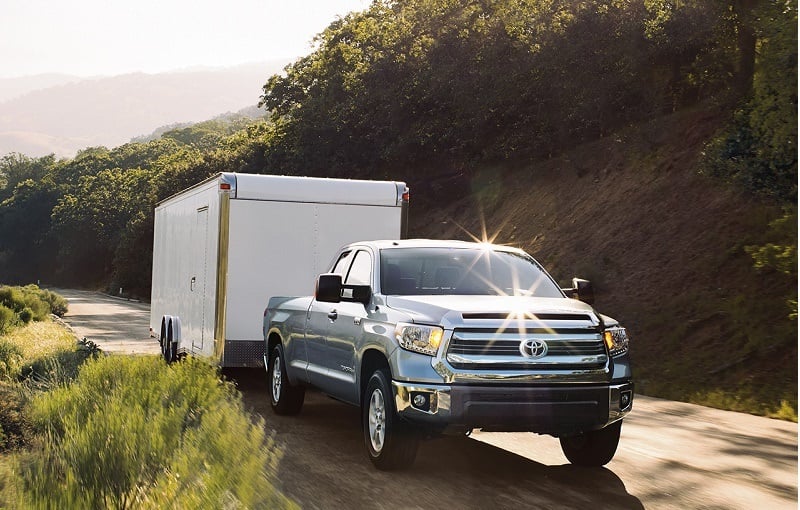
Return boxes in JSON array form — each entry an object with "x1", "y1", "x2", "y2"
[{"x1": 263, "y1": 239, "x2": 633, "y2": 470}]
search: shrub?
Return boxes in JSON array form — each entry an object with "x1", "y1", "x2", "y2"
[
  {"x1": 0, "y1": 305, "x2": 15, "y2": 336},
  {"x1": 0, "y1": 284, "x2": 67, "y2": 322},
  {"x1": 19, "y1": 356, "x2": 294, "y2": 509},
  {"x1": 0, "y1": 340, "x2": 23, "y2": 380},
  {"x1": 17, "y1": 307, "x2": 33, "y2": 325},
  {"x1": 39, "y1": 289, "x2": 68, "y2": 317},
  {"x1": 0, "y1": 286, "x2": 69, "y2": 331},
  {"x1": 0, "y1": 287, "x2": 24, "y2": 313}
]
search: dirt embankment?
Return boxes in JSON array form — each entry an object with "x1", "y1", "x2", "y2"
[{"x1": 410, "y1": 107, "x2": 796, "y2": 414}]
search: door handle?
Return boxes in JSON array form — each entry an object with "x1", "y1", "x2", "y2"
[{"x1": 327, "y1": 310, "x2": 338, "y2": 321}]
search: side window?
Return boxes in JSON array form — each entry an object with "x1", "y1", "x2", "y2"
[
  {"x1": 345, "y1": 251, "x2": 372, "y2": 286},
  {"x1": 331, "y1": 251, "x2": 352, "y2": 275}
]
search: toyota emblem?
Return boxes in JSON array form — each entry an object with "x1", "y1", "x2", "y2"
[{"x1": 519, "y1": 339, "x2": 548, "y2": 359}]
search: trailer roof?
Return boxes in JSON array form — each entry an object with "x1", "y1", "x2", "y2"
[
  {"x1": 156, "y1": 172, "x2": 407, "y2": 208},
  {"x1": 232, "y1": 173, "x2": 404, "y2": 206}
]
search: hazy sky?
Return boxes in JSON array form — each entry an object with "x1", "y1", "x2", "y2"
[{"x1": 0, "y1": 0, "x2": 371, "y2": 78}]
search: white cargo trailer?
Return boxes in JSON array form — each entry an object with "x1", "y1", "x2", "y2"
[{"x1": 150, "y1": 172, "x2": 409, "y2": 367}]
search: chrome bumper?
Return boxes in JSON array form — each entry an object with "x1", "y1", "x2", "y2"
[{"x1": 393, "y1": 380, "x2": 634, "y2": 435}]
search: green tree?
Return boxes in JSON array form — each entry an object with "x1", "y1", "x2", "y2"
[
  {"x1": 0, "y1": 177, "x2": 60, "y2": 284},
  {"x1": 0, "y1": 153, "x2": 56, "y2": 202}
]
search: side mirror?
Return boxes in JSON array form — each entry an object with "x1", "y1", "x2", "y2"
[
  {"x1": 563, "y1": 277, "x2": 594, "y2": 305},
  {"x1": 316, "y1": 273, "x2": 342, "y2": 303},
  {"x1": 343, "y1": 284, "x2": 372, "y2": 306}
]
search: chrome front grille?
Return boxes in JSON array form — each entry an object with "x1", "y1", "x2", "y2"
[{"x1": 446, "y1": 318, "x2": 607, "y2": 370}]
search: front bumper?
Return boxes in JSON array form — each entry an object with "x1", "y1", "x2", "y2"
[{"x1": 393, "y1": 380, "x2": 634, "y2": 436}]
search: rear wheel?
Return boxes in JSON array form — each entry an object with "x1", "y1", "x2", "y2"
[
  {"x1": 162, "y1": 318, "x2": 177, "y2": 364},
  {"x1": 363, "y1": 369, "x2": 419, "y2": 470},
  {"x1": 268, "y1": 344, "x2": 305, "y2": 415},
  {"x1": 559, "y1": 420, "x2": 622, "y2": 467}
]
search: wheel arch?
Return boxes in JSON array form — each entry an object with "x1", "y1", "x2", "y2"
[
  {"x1": 361, "y1": 349, "x2": 391, "y2": 405},
  {"x1": 267, "y1": 330, "x2": 282, "y2": 355}
]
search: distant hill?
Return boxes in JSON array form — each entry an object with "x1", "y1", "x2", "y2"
[
  {"x1": 0, "y1": 73, "x2": 82, "y2": 103},
  {"x1": 0, "y1": 62, "x2": 288, "y2": 157}
]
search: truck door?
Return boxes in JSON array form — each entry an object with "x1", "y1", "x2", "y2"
[
  {"x1": 322, "y1": 249, "x2": 371, "y2": 404},
  {"x1": 304, "y1": 250, "x2": 352, "y2": 387}
]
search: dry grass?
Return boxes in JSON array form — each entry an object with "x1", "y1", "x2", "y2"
[{"x1": 4, "y1": 320, "x2": 75, "y2": 363}]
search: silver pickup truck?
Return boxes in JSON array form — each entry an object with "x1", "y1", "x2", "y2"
[{"x1": 263, "y1": 239, "x2": 633, "y2": 470}]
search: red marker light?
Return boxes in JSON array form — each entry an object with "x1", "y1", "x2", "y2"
[
  {"x1": 402, "y1": 191, "x2": 410, "y2": 202},
  {"x1": 220, "y1": 183, "x2": 231, "y2": 190}
]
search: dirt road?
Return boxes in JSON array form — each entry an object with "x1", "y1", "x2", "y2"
[{"x1": 57, "y1": 289, "x2": 798, "y2": 509}]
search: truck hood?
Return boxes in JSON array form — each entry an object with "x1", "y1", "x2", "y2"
[{"x1": 384, "y1": 294, "x2": 603, "y2": 328}]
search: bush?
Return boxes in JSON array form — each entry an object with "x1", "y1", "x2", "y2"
[
  {"x1": 18, "y1": 356, "x2": 294, "y2": 509},
  {"x1": 0, "y1": 286, "x2": 69, "y2": 330},
  {"x1": 0, "y1": 340, "x2": 23, "y2": 380},
  {"x1": 0, "y1": 305, "x2": 15, "y2": 336},
  {"x1": 17, "y1": 307, "x2": 33, "y2": 325},
  {"x1": 39, "y1": 289, "x2": 68, "y2": 317}
]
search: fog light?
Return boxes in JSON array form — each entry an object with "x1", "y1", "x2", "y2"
[
  {"x1": 620, "y1": 391, "x2": 632, "y2": 410},
  {"x1": 413, "y1": 394, "x2": 427, "y2": 408}
]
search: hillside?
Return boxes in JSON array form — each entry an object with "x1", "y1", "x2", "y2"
[
  {"x1": 411, "y1": 107, "x2": 796, "y2": 416},
  {"x1": 0, "y1": 62, "x2": 287, "y2": 157}
]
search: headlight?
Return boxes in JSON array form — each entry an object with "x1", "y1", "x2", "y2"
[
  {"x1": 603, "y1": 326, "x2": 629, "y2": 357},
  {"x1": 395, "y1": 323, "x2": 444, "y2": 356}
]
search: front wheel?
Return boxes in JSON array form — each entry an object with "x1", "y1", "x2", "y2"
[
  {"x1": 559, "y1": 420, "x2": 622, "y2": 467},
  {"x1": 363, "y1": 369, "x2": 419, "y2": 470},
  {"x1": 268, "y1": 344, "x2": 305, "y2": 415}
]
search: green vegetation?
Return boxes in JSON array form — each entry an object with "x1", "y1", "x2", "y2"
[
  {"x1": 8, "y1": 356, "x2": 293, "y2": 509},
  {"x1": 0, "y1": 285, "x2": 68, "y2": 335},
  {"x1": 0, "y1": 296, "x2": 90, "y2": 453},
  {"x1": 0, "y1": 0, "x2": 794, "y2": 416},
  {"x1": 0, "y1": 311, "x2": 294, "y2": 508}
]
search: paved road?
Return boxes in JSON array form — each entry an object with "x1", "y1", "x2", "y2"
[
  {"x1": 54, "y1": 288, "x2": 159, "y2": 355},
  {"x1": 55, "y1": 289, "x2": 798, "y2": 509}
]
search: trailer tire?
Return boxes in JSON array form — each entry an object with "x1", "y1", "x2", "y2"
[
  {"x1": 160, "y1": 317, "x2": 169, "y2": 360},
  {"x1": 164, "y1": 318, "x2": 178, "y2": 364},
  {"x1": 268, "y1": 344, "x2": 304, "y2": 415}
]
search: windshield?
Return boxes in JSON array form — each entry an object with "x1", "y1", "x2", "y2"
[{"x1": 380, "y1": 247, "x2": 563, "y2": 297}]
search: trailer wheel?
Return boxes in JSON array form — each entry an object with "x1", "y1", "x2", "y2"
[
  {"x1": 559, "y1": 420, "x2": 622, "y2": 467},
  {"x1": 363, "y1": 369, "x2": 419, "y2": 470},
  {"x1": 158, "y1": 315, "x2": 173, "y2": 364},
  {"x1": 268, "y1": 344, "x2": 304, "y2": 415},
  {"x1": 164, "y1": 319, "x2": 178, "y2": 364}
]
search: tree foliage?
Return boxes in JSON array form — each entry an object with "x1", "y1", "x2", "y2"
[
  {"x1": 704, "y1": 0, "x2": 797, "y2": 200},
  {"x1": 259, "y1": 0, "x2": 733, "y2": 177},
  {"x1": 0, "y1": 118, "x2": 265, "y2": 296},
  {"x1": 0, "y1": 0, "x2": 793, "y2": 301}
]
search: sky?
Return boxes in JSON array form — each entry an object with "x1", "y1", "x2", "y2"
[{"x1": 0, "y1": 0, "x2": 371, "y2": 78}]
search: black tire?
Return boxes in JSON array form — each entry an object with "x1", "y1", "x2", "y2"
[
  {"x1": 362, "y1": 369, "x2": 419, "y2": 470},
  {"x1": 164, "y1": 320, "x2": 176, "y2": 364},
  {"x1": 559, "y1": 420, "x2": 622, "y2": 467},
  {"x1": 268, "y1": 344, "x2": 305, "y2": 415},
  {"x1": 160, "y1": 318, "x2": 169, "y2": 361}
]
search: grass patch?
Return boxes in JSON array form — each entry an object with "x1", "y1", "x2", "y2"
[
  {"x1": 4, "y1": 320, "x2": 75, "y2": 363},
  {"x1": 691, "y1": 390, "x2": 798, "y2": 422},
  {"x1": 10, "y1": 356, "x2": 295, "y2": 509}
]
